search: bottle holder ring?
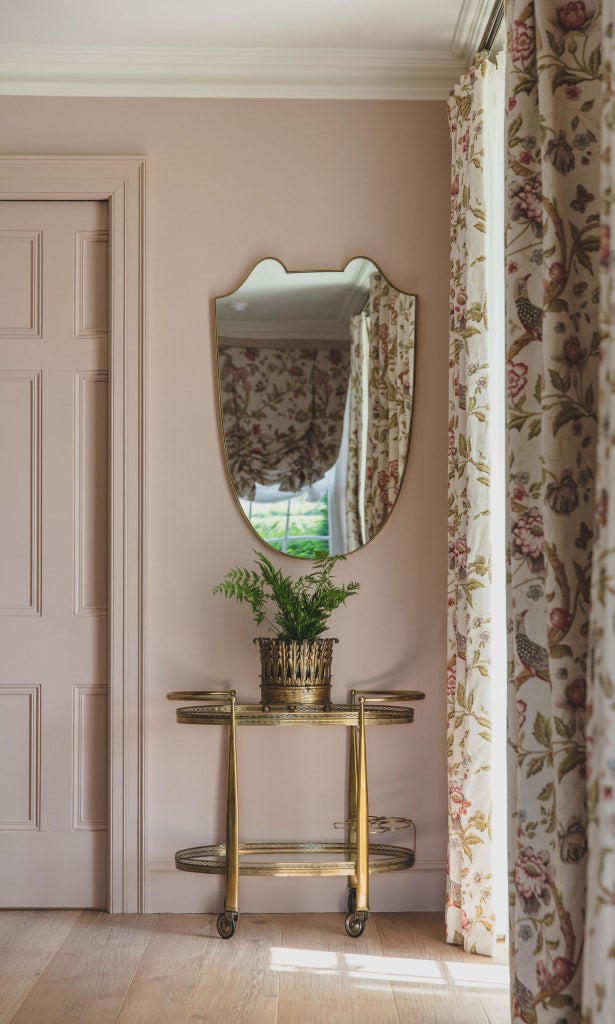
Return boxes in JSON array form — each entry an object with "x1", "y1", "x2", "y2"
[{"x1": 334, "y1": 815, "x2": 416, "y2": 837}]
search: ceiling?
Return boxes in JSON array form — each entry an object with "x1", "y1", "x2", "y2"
[
  {"x1": 2, "y1": 0, "x2": 463, "y2": 50},
  {"x1": 217, "y1": 258, "x2": 376, "y2": 343},
  {"x1": 0, "y1": 0, "x2": 499, "y2": 99}
]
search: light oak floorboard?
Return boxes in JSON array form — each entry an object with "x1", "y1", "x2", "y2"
[
  {"x1": 278, "y1": 998, "x2": 400, "y2": 1023},
  {"x1": 115, "y1": 915, "x2": 211, "y2": 1024},
  {"x1": 0, "y1": 910, "x2": 81, "y2": 1024},
  {"x1": 479, "y1": 995, "x2": 514, "y2": 1024},
  {"x1": 9, "y1": 912, "x2": 157, "y2": 1024},
  {"x1": 374, "y1": 913, "x2": 511, "y2": 1024},
  {"x1": 0, "y1": 911, "x2": 511, "y2": 1023},
  {"x1": 277, "y1": 911, "x2": 399, "y2": 1016},
  {"x1": 188, "y1": 914, "x2": 281, "y2": 1024}
]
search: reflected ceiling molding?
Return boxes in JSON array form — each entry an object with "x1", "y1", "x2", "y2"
[
  {"x1": 218, "y1": 319, "x2": 352, "y2": 342},
  {"x1": 0, "y1": 44, "x2": 467, "y2": 100},
  {"x1": 219, "y1": 258, "x2": 373, "y2": 342},
  {"x1": 450, "y1": 0, "x2": 497, "y2": 62}
]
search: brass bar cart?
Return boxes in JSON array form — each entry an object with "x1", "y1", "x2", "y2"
[{"x1": 167, "y1": 688, "x2": 425, "y2": 939}]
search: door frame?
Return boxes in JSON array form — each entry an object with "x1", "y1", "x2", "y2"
[{"x1": 0, "y1": 156, "x2": 146, "y2": 912}]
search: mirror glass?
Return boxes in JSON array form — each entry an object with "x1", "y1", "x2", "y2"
[{"x1": 215, "y1": 258, "x2": 416, "y2": 558}]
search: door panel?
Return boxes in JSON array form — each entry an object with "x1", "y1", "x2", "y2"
[
  {"x1": 0, "y1": 372, "x2": 40, "y2": 612},
  {"x1": 0, "y1": 202, "x2": 109, "y2": 908}
]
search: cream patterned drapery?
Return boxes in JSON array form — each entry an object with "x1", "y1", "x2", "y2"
[
  {"x1": 505, "y1": 2, "x2": 603, "y2": 1020},
  {"x1": 447, "y1": 51, "x2": 504, "y2": 958},
  {"x1": 584, "y1": 1, "x2": 615, "y2": 1018},
  {"x1": 346, "y1": 314, "x2": 369, "y2": 551},
  {"x1": 363, "y1": 274, "x2": 416, "y2": 543},
  {"x1": 345, "y1": 275, "x2": 416, "y2": 549},
  {"x1": 218, "y1": 344, "x2": 349, "y2": 501}
]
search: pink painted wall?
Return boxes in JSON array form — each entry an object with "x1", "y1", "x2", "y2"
[{"x1": 0, "y1": 96, "x2": 450, "y2": 912}]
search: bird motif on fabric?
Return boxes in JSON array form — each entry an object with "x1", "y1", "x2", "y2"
[
  {"x1": 514, "y1": 274, "x2": 543, "y2": 340},
  {"x1": 515, "y1": 610, "x2": 550, "y2": 687}
]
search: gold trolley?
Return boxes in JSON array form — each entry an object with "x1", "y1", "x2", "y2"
[{"x1": 167, "y1": 689, "x2": 425, "y2": 939}]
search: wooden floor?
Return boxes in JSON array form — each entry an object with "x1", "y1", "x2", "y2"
[{"x1": 0, "y1": 911, "x2": 510, "y2": 1024}]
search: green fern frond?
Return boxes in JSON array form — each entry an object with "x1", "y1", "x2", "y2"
[{"x1": 213, "y1": 550, "x2": 360, "y2": 641}]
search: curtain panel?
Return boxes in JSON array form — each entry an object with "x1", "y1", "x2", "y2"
[
  {"x1": 346, "y1": 276, "x2": 416, "y2": 550},
  {"x1": 584, "y1": 0, "x2": 615, "y2": 1017},
  {"x1": 447, "y1": 51, "x2": 504, "y2": 957},
  {"x1": 218, "y1": 345, "x2": 349, "y2": 501},
  {"x1": 505, "y1": 2, "x2": 602, "y2": 1020},
  {"x1": 363, "y1": 274, "x2": 416, "y2": 542},
  {"x1": 346, "y1": 314, "x2": 368, "y2": 550}
]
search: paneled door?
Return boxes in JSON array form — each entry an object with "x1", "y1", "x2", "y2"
[{"x1": 0, "y1": 202, "x2": 109, "y2": 907}]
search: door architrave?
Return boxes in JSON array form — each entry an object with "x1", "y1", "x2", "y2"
[{"x1": 0, "y1": 156, "x2": 146, "y2": 913}]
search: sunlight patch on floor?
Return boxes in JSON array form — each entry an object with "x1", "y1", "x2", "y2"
[
  {"x1": 270, "y1": 948, "x2": 340, "y2": 973},
  {"x1": 444, "y1": 961, "x2": 510, "y2": 989},
  {"x1": 270, "y1": 946, "x2": 510, "y2": 995}
]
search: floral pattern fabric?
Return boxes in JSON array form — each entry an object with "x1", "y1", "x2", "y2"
[
  {"x1": 505, "y1": 2, "x2": 601, "y2": 1020},
  {"x1": 447, "y1": 52, "x2": 502, "y2": 957},
  {"x1": 345, "y1": 276, "x2": 416, "y2": 550},
  {"x1": 583, "y1": 4, "x2": 615, "y2": 1019},
  {"x1": 363, "y1": 274, "x2": 416, "y2": 542},
  {"x1": 218, "y1": 344, "x2": 349, "y2": 500},
  {"x1": 346, "y1": 314, "x2": 368, "y2": 551}
]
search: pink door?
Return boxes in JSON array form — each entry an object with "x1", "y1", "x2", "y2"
[{"x1": 0, "y1": 201, "x2": 109, "y2": 907}]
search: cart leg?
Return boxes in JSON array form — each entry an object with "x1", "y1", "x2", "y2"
[
  {"x1": 218, "y1": 693, "x2": 239, "y2": 939},
  {"x1": 345, "y1": 696, "x2": 369, "y2": 937},
  {"x1": 347, "y1": 724, "x2": 358, "y2": 912}
]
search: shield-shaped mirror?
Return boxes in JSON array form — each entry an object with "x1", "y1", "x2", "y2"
[{"x1": 215, "y1": 257, "x2": 416, "y2": 558}]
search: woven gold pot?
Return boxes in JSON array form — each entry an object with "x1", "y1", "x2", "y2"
[{"x1": 255, "y1": 637, "x2": 338, "y2": 707}]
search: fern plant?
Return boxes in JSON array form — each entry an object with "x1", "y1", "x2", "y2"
[{"x1": 213, "y1": 551, "x2": 360, "y2": 642}]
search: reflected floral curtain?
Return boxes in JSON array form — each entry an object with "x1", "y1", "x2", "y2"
[
  {"x1": 505, "y1": 2, "x2": 602, "y2": 1020},
  {"x1": 346, "y1": 314, "x2": 368, "y2": 550},
  {"x1": 447, "y1": 51, "x2": 503, "y2": 957},
  {"x1": 585, "y1": 1, "x2": 615, "y2": 1018},
  {"x1": 218, "y1": 345, "x2": 349, "y2": 500},
  {"x1": 363, "y1": 275, "x2": 416, "y2": 542}
]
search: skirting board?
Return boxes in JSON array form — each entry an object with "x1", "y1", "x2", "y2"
[{"x1": 147, "y1": 859, "x2": 447, "y2": 913}]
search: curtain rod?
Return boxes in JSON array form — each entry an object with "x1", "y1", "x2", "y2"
[{"x1": 479, "y1": 0, "x2": 505, "y2": 53}]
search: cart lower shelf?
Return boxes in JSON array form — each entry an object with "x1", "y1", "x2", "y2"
[{"x1": 175, "y1": 840, "x2": 415, "y2": 876}]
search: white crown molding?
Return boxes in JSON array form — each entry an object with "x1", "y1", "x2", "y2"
[
  {"x1": 450, "y1": 0, "x2": 495, "y2": 61},
  {"x1": 0, "y1": 44, "x2": 466, "y2": 100}
]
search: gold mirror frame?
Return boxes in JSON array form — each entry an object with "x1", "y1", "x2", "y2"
[{"x1": 214, "y1": 257, "x2": 417, "y2": 559}]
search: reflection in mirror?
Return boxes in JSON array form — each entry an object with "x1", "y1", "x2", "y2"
[{"x1": 215, "y1": 258, "x2": 416, "y2": 558}]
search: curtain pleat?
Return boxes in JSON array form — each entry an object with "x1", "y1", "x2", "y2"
[
  {"x1": 363, "y1": 274, "x2": 416, "y2": 542},
  {"x1": 583, "y1": 1, "x2": 615, "y2": 1017},
  {"x1": 346, "y1": 315, "x2": 368, "y2": 550},
  {"x1": 446, "y1": 51, "x2": 503, "y2": 957},
  {"x1": 505, "y1": 2, "x2": 602, "y2": 1019}
]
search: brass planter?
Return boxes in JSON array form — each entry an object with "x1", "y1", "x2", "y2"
[{"x1": 255, "y1": 637, "x2": 338, "y2": 707}]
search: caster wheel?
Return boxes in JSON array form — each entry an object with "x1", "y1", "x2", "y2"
[
  {"x1": 345, "y1": 912, "x2": 366, "y2": 938},
  {"x1": 347, "y1": 887, "x2": 357, "y2": 914},
  {"x1": 216, "y1": 912, "x2": 237, "y2": 939}
]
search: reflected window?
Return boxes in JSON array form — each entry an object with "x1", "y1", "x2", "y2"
[{"x1": 240, "y1": 485, "x2": 331, "y2": 558}]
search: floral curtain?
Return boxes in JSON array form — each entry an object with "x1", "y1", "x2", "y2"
[
  {"x1": 447, "y1": 51, "x2": 503, "y2": 957},
  {"x1": 505, "y1": 2, "x2": 602, "y2": 1020},
  {"x1": 345, "y1": 276, "x2": 416, "y2": 550},
  {"x1": 346, "y1": 314, "x2": 368, "y2": 550},
  {"x1": 584, "y1": 2, "x2": 615, "y2": 1018},
  {"x1": 218, "y1": 344, "x2": 349, "y2": 500},
  {"x1": 363, "y1": 274, "x2": 416, "y2": 542}
]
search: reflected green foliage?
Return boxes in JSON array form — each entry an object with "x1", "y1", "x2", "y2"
[
  {"x1": 285, "y1": 538, "x2": 329, "y2": 558},
  {"x1": 245, "y1": 493, "x2": 330, "y2": 553}
]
